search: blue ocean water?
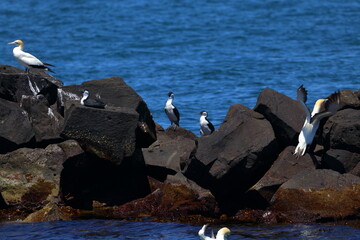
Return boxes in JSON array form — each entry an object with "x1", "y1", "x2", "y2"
[
  {"x1": 1, "y1": 220, "x2": 360, "y2": 240},
  {"x1": 0, "y1": 0, "x2": 360, "y2": 237},
  {"x1": 1, "y1": 0, "x2": 359, "y2": 134}
]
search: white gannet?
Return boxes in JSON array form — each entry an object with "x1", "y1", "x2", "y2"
[
  {"x1": 8, "y1": 40, "x2": 54, "y2": 73},
  {"x1": 294, "y1": 85, "x2": 341, "y2": 158},
  {"x1": 80, "y1": 90, "x2": 106, "y2": 109},
  {"x1": 164, "y1": 91, "x2": 180, "y2": 127},
  {"x1": 199, "y1": 111, "x2": 215, "y2": 136},
  {"x1": 198, "y1": 224, "x2": 231, "y2": 240}
]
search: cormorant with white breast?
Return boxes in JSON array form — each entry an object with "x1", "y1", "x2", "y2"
[
  {"x1": 198, "y1": 224, "x2": 231, "y2": 240},
  {"x1": 80, "y1": 90, "x2": 106, "y2": 109},
  {"x1": 294, "y1": 85, "x2": 341, "y2": 158},
  {"x1": 199, "y1": 111, "x2": 215, "y2": 136},
  {"x1": 164, "y1": 91, "x2": 180, "y2": 127},
  {"x1": 8, "y1": 40, "x2": 54, "y2": 73}
]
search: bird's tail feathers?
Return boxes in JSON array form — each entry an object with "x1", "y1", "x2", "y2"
[{"x1": 294, "y1": 142, "x2": 307, "y2": 159}]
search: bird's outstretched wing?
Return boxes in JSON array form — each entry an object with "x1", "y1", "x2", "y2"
[
  {"x1": 311, "y1": 91, "x2": 341, "y2": 124},
  {"x1": 297, "y1": 85, "x2": 311, "y2": 122}
]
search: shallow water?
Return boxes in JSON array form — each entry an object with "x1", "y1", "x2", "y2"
[
  {"x1": 0, "y1": 220, "x2": 360, "y2": 240},
  {"x1": 1, "y1": 0, "x2": 359, "y2": 134}
]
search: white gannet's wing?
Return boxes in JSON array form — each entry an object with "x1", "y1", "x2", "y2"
[
  {"x1": 18, "y1": 51, "x2": 44, "y2": 66},
  {"x1": 311, "y1": 91, "x2": 341, "y2": 125},
  {"x1": 297, "y1": 85, "x2": 311, "y2": 123},
  {"x1": 198, "y1": 224, "x2": 214, "y2": 240}
]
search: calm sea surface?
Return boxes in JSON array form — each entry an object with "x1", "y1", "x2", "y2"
[
  {"x1": 0, "y1": 0, "x2": 359, "y2": 238},
  {"x1": 1, "y1": 220, "x2": 360, "y2": 240}
]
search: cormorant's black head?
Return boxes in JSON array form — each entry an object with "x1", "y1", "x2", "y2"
[
  {"x1": 167, "y1": 92, "x2": 174, "y2": 97},
  {"x1": 199, "y1": 111, "x2": 208, "y2": 116}
]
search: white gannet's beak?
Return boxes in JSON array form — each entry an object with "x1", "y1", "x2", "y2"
[{"x1": 8, "y1": 41, "x2": 16, "y2": 45}]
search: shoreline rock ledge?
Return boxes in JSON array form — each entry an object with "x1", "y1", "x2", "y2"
[{"x1": 0, "y1": 65, "x2": 360, "y2": 225}]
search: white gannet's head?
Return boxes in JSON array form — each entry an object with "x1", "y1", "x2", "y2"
[
  {"x1": 311, "y1": 98, "x2": 327, "y2": 117},
  {"x1": 216, "y1": 227, "x2": 231, "y2": 240},
  {"x1": 8, "y1": 40, "x2": 24, "y2": 49}
]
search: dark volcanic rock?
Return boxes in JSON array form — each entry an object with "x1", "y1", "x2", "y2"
[
  {"x1": 322, "y1": 149, "x2": 360, "y2": 175},
  {"x1": 0, "y1": 98, "x2": 34, "y2": 153},
  {"x1": 249, "y1": 146, "x2": 317, "y2": 204},
  {"x1": 20, "y1": 96, "x2": 63, "y2": 143},
  {"x1": 271, "y1": 169, "x2": 360, "y2": 221},
  {"x1": 254, "y1": 88, "x2": 305, "y2": 148},
  {"x1": 113, "y1": 172, "x2": 217, "y2": 221},
  {"x1": 60, "y1": 77, "x2": 156, "y2": 147},
  {"x1": 143, "y1": 127, "x2": 197, "y2": 181},
  {"x1": 0, "y1": 65, "x2": 62, "y2": 105},
  {"x1": 322, "y1": 109, "x2": 360, "y2": 153},
  {"x1": 60, "y1": 148, "x2": 150, "y2": 209},
  {"x1": 338, "y1": 89, "x2": 360, "y2": 110},
  {"x1": 62, "y1": 103, "x2": 139, "y2": 165},
  {"x1": 183, "y1": 104, "x2": 279, "y2": 213},
  {"x1": 0, "y1": 140, "x2": 83, "y2": 206}
]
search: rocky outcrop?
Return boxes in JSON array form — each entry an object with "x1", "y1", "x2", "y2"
[
  {"x1": 143, "y1": 127, "x2": 197, "y2": 181},
  {"x1": 60, "y1": 76, "x2": 156, "y2": 147},
  {"x1": 249, "y1": 146, "x2": 317, "y2": 205},
  {"x1": 322, "y1": 108, "x2": 360, "y2": 153},
  {"x1": 183, "y1": 104, "x2": 279, "y2": 213},
  {"x1": 0, "y1": 140, "x2": 83, "y2": 206},
  {"x1": 113, "y1": 172, "x2": 217, "y2": 221},
  {"x1": 0, "y1": 65, "x2": 62, "y2": 105},
  {"x1": 1, "y1": 67, "x2": 359, "y2": 225},
  {"x1": 254, "y1": 88, "x2": 305, "y2": 148},
  {"x1": 322, "y1": 149, "x2": 360, "y2": 175},
  {"x1": 270, "y1": 169, "x2": 360, "y2": 222},
  {"x1": 62, "y1": 104, "x2": 140, "y2": 165},
  {"x1": 0, "y1": 98, "x2": 34, "y2": 153}
]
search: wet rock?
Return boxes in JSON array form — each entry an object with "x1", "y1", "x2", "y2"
[
  {"x1": 337, "y1": 89, "x2": 360, "y2": 110},
  {"x1": 23, "y1": 202, "x2": 75, "y2": 222},
  {"x1": 60, "y1": 148, "x2": 150, "y2": 210},
  {"x1": 20, "y1": 95, "x2": 63, "y2": 143},
  {"x1": 62, "y1": 103, "x2": 139, "y2": 165},
  {"x1": 0, "y1": 98, "x2": 34, "y2": 153},
  {"x1": 322, "y1": 149, "x2": 360, "y2": 175},
  {"x1": 271, "y1": 169, "x2": 360, "y2": 221},
  {"x1": 254, "y1": 88, "x2": 305, "y2": 148},
  {"x1": 0, "y1": 65, "x2": 62, "y2": 105},
  {"x1": 60, "y1": 77, "x2": 156, "y2": 147},
  {"x1": 0, "y1": 140, "x2": 83, "y2": 206},
  {"x1": 143, "y1": 126, "x2": 197, "y2": 181},
  {"x1": 249, "y1": 146, "x2": 317, "y2": 204},
  {"x1": 183, "y1": 104, "x2": 278, "y2": 213},
  {"x1": 113, "y1": 172, "x2": 217, "y2": 221},
  {"x1": 322, "y1": 109, "x2": 360, "y2": 153}
]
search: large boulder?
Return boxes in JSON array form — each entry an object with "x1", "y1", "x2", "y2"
[
  {"x1": 0, "y1": 65, "x2": 62, "y2": 105},
  {"x1": 60, "y1": 77, "x2": 156, "y2": 147},
  {"x1": 62, "y1": 103, "x2": 139, "y2": 165},
  {"x1": 183, "y1": 104, "x2": 279, "y2": 213},
  {"x1": 249, "y1": 146, "x2": 317, "y2": 204},
  {"x1": 322, "y1": 149, "x2": 360, "y2": 175},
  {"x1": 143, "y1": 126, "x2": 197, "y2": 181},
  {"x1": 322, "y1": 109, "x2": 360, "y2": 153},
  {"x1": 0, "y1": 140, "x2": 83, "y2": 206},
  {"x1": 0, "y1": 98, "x2": 34, "y2": 153},
  {"x1": 20, "y1": 95, "x2": 63, "y2": 143},
  {"x1": 113, "y1": 172, "x2": 217, "y2": 221},
  {"x1": 337, "y1": 89, "x2": 360, "y2": 110},
  {"x1": 254, "y1": 88, "x2": 305, "y2": 148},
  {"x1": 270, "y1": 169, "x2": 360, "y2": 222}
]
